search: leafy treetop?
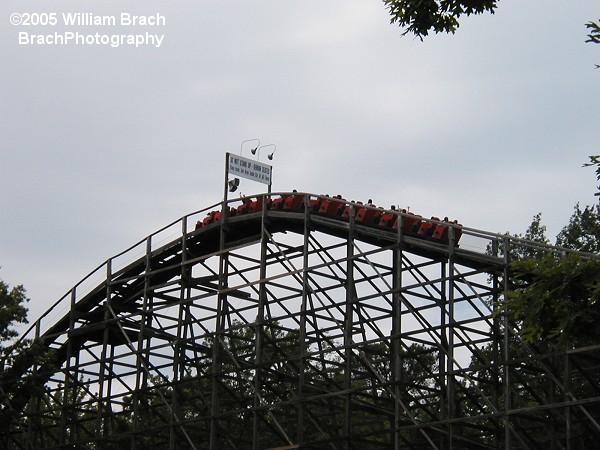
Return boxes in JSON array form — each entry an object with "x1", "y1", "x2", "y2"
[
  {"x1": 506, "y1": 253, "x2": 600, "y2": 347},
  {"x1": 501, "y1": 167, "x2": 600, "y2": 348},
  {"x1": 0, "y1": 276, "x2": 29, "y2": 346},
  {"x1": 556, "y1": 203, "x2": 600, "y2": 254}
]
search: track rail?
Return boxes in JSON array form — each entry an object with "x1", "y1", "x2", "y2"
[{"x1": 9, "y1": 191, "x2": 586, "y2": 353}]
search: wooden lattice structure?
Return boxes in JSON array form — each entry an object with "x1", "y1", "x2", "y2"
[{"x1": 2, "y1": 192, "x2": 599, "y2": 449}]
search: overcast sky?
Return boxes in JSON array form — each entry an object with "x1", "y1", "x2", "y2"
[{"x1": 1, "y1": 0, "x2": 599, "y2": 323}]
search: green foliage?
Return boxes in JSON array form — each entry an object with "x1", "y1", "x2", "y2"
[
  {"x1": 583, "y1": 155, "x2": 600, "y2": 195},
  {"x1": 522, "y1": 212, "x2": 549, "y2": 244},
  {"x1": 382, "y1": 0, "x2": 497, "y2": 38},
  {"x1": 0, "y1": 273, "x2": 61, "y2": 442},
  {"x1": 514, "y1": 212, "x2": 550, "y2": 259},
  {"x1": 556, "y1": 203, "x2": 600, "y2": 254},
  {"x1": 587, "y1": 21, "x2": 600, "y2": 44},
  {"x1": 493, "y1": 212, "x2": 549, "y2": 261},
  {"x1": 0, "y1": 276, "x2": 29, "y2": 345},
  {"x1": 497, "y1": 158, "x2": 600, "y2": 348},
  {"x1": 504, "y1": 253, "x2": 600, "y2": 347},
  {"x1": 586, "y1": 21, "x2": 600, "y2": 68}
]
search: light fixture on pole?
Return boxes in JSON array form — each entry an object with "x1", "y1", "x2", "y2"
[
  {"x1": 240, "y1": 139, "x2": 260, "y2": 156},
  {"x1": 254, "y1": 144, "x2": 276, "y2": 161},
  {"x1": 228, "y1": 177, "x2": 240, "y2": 192}
]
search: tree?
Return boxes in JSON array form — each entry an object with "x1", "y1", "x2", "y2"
[
  {"x1": 0, "y1": 275, "x2": 32, "y2": 442},
  {"x1": 505, "y1": 253, "x2": 600, "y2": 346},
  {"x1": 383, "y1": 0, "x2": 497, "y2": 39},
  {"x1": 509, "y1": 212, "x2": 550, "y2": 260},
  {"x1": 583, "y1": 155, "x2": 600, "y2": 195},
  {"x1": 556, "y1": 203, "x2": 600, "y2": 254},
  {"x1": 588, "y1": 21, "x2": 600, "y2": 43},
  {"x1": 0, "y1": 274, "x2": 58, "y2": 446},
  {"x1": 382, "y1": 1, "x2": 600, "y2": 50},
  {"x1": 382, "y1": 0, "x2": 497, "y2": 38},
  {"x1": 470, "y1": 173, "x2": 600, "y2": 447},
  {"x1": 587, "y1": 21, "x2": 600, "y2": 67},
  {"x1": 499, "y1": 160, "x2": 600, "y2": 348},
  {"x1": 0, "y1": 276, "x2": 29, "y2": 346}
]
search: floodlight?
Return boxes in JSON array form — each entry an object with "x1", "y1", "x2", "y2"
[
  {"x1": 257, "y1": 144, "x2": 276, "y2": 161},
  {"x1": 228, "y1": 178, "x2": 240, "y2": 192},
  {"x1": 240, "y1": 139, "x2": 260, "y2": 156}
]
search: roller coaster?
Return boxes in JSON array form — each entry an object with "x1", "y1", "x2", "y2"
[{"x1": 2, "y1": 191, "x2": 600, "y2": 449}]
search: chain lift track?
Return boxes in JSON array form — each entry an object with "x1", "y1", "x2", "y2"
[{"x1": 2, "y1": 192, "x2": 600, "y2": 449}]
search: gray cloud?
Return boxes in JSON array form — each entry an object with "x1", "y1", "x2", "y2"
[{"x1": 1, "y1": 0, "x2": 598, "y2": 323}]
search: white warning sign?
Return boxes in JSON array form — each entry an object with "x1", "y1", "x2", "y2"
[{"x1": 228, "y1": 153, "x2": 272, "y2": 185}]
